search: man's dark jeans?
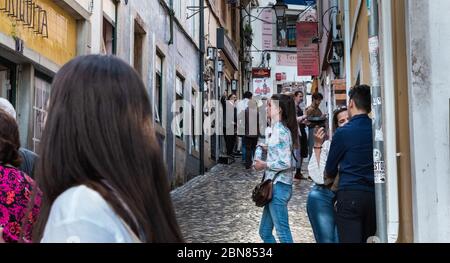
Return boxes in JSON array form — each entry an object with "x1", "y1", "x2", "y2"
[
  {"x1": 335, "y1": 190, "x2": 376, "y2": 243},
  {"x1": 244, "y1": 136, "x2": 258, "y2": 169}
]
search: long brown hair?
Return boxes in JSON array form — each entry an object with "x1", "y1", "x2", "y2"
[
  {"x1": 271, "y1": 94, "x2": 299, "y2": 148},
  {"x1": 32, "y1": 55, "x2": 183, "y2": 242},
  {"x1": 332, "y1": 106, "x2": 348, "y2": 133},
  {"x1": 0, "y1": 109, "x2": 22, "y2": 167}
]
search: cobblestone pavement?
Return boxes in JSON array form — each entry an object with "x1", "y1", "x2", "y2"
[{"x1": 171, "y1": 161, "x2": 315, "y2": 243}]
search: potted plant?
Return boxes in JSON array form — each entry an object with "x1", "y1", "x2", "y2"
[{"x1": 243, "y1": 24, "x2": 253, "y2": 47}]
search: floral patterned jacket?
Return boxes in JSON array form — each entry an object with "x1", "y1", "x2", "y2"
[
  {"x1": 264, "y1": 121, "x2": 295, "y2": 185},
  {"x1": 0, "y1": 164, "x2": 41, "y2": 243}
]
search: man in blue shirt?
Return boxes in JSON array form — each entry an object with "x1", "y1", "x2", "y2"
[{"x1": 324, "y1": 85, "x2": 376, "y2": 243}]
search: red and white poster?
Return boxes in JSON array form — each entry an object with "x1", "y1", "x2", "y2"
[
  {"x1": 296, "y1": 22, "x2": 319, "y2": 76},
  {"x1": 253, "y1": 78, "x2": 272, "y2": 98}
]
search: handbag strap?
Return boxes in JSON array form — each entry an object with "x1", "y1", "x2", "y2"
[{"x1": 262, "y1": 170, "x2": 284, "y2": 182}]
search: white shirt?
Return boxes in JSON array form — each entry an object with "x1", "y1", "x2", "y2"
[
  {"x1": 236, "y1": 98, "x2": 249, "y2": 113},
  {"x1": 308, "y1": 140, "x2": 331, "y2": 185},
  {"x1": 41, "y1": 185, "x2": 137, "y2": 243}
]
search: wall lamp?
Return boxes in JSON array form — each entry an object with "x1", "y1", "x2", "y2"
[
  {"x1": 218, "y1": 59, "x2": 225, "y2": 74},
  {"x1": 330, "y1": 59, "x2": 340, "y2": 77},
  {"x1": 332, "y1": 37, "x2": 344, "y2": 58}
]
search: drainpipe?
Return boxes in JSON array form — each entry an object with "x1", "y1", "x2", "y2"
[
  {"x1": 368, "y1": 0, "x2": 388, "y2": 243},
  {"x1": 199, "y1": 0, "x2": 205, "y2": 175},
  {"x1": 169, "y1": 0, "x2": 174, "y2": 45},
  {"x1": 380, "y1": 0, "x2": 399, "y2": 243},
  {"x1": 113, "y1": 0, "x2": 118, "y2": 55},
  {"x1": 344, "y1": 0, "x2": 351, "y2": 102},
  {"x1": 330, "y1": 0, "x2": 338, "y2": 130}
]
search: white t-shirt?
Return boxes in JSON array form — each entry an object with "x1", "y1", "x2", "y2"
[
  {"x1": 41, "y1": 185, "x2": 138, "y2": 243},
  {"x1": 308, "y1": 140, "x2": 331, "y2": 185}
]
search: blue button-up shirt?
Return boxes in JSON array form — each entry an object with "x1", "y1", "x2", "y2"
[{"x1": 325, "y1": 114, "x2": 375, "y2": 192}]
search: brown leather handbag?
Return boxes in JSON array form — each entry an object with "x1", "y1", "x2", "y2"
[{"x1": 252, "y1": 171, "x2": 283, "y2": 207}]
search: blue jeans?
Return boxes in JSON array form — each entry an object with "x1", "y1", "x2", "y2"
[
  {"x1": 306, "y1": 185, "x2": 339, "y2": 243},
  {"x1": 242, "y1": 139, "x2": 246, "y2": 161},
  {"x1": 259, "y1": 182, "x2": 293, "y2": 243}
]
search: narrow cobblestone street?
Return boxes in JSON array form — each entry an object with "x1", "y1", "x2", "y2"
[{"x1": 171, "y1": 161, "x2": 315, "y2": 243}]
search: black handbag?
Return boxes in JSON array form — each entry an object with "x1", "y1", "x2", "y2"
[{"x1": 252, "y1": 171, "x2": 283, "y2": 207}]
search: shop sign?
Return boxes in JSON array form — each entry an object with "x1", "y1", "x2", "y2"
[
  {"x1": 0, "y1": 0, "x2": 49, "y2": 38},
  {"x1": 275, "y1": 72, "x2": 287, "y2": 81},
  {"x1": 296, "y1": 22, "x2": 319, "y2": 76},
  {"x1": 252, "y1": 68, "x2": 271, "y2": 78},
  {"x1": 217, "y1": 27, "x2": 239, "y2": 70}
]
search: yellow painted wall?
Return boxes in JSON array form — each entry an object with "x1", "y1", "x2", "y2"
[
  {"x1": 349, "y1": 0, "x2": 371, "y2": 86},
  {"x1": 390, "y1": 0, "x2": 414, "y2": 243},
  {"x1": 0, "y1": 0, "x2": 77, "y2": 66}
]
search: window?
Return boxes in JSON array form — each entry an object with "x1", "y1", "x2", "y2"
[
  {"x1": 189, "y1": 0, "x2": 198, "y2": 37},
  {"x1": 0, "y1": 65, "x2": 11, "y2": 99},
  {"x1": 175, "y1": 75, "x2": 184, "y2": 139},
  {"x1": 155, "y1": 53, "x2": 163, "y2": 124},
  {"x1": 191, "y1": 88, "x2": 199, "y2": 152},
  {"x1": 277, "y1": 15, "x2": 298, "y2": 47},
  {"x1": 102, "y1": 17, "x2": 115, "y2": 55},
  {"x1": 134, "y1": 19, "x2": 146, "y2": 77},
  {"x1": 33, "y1": 75, "x2": 51, "y2": 153},
  {"x1": 0, "y1": 59, "x2": 15, "y2": 103}
]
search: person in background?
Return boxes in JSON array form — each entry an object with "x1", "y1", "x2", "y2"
[
  {"x1": 307, "y1": 106, "x2": 349, "y2": 243},
  {"x1": 254, "y1": 94, "x2": 298, "y2": 243},
  {"x1": 32, "y1": 55, "x2": 183, "y2": 243},
  {"x1": 0, "y1": 109, "x2": 41, "y2": 243},
  {"x1": 243, "y1": 98, "x2": 260, "y2": 169},
  {"x1": 0, "y1": 98, "x2": 38, "y2": 178},
  {"x1": 237, "y1": 91, "x2": 253, "y2": 163},
  {"x1": 325, "y1": 85, "x2": 376, "y2": 243},
  {"x1": 306, "y1": 92, "x2": 324, "y2": 159},
  {"x1": 222, "y1": 93, "x2": 237, "y2": 158},
  {"x1": 293, "y1": 91, "x2": 308, "y2": 179}
]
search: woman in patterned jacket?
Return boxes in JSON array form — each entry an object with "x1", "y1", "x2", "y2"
[
  {"x1": 0, "y1": 109, "x2": 41, "y2": 243},
  {"x1": 254, "y1": 94, "x2": 299, "y2": 243}
]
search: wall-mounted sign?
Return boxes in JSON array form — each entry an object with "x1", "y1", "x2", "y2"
[
  {"x1": 296, "y1": 22, "x2": 319, "y2": 76},
  {"x1": 277, "y1": 53, "x2": 297, "y2": 66},
  {"x1": 217, "y1": 27, "x2": 239, "y2": 70},
  {"x1": 253, "y1": 78, "x2": 272, "y2": 98},
  {"x1": 332, "y1": 79, "x2": 346, "y2": 91},
  {"x1": 276, "y1": 73, "x2": 282, "y2": 81},
  {"x1": 0, "y1": 0, "x2": 49, "y2": 38},
  {"x1": 275, "y1": 72, "x2": 287, "y2": 81},
  {"x1": 261, "y1": 9, "x2": 273, "y2": 50},
  {"x1": 252, "y1": 68, "x2": 271, "y2": 78}
]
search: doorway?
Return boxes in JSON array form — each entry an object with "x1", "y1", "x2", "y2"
[{"x1": 0, "y1": 57, "x2": 16, "y2": 104}]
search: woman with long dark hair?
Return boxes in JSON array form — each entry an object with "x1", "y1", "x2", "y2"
[
  {"x1": 0, "y1": 109, "x2": 41, "y2": 243},
  {"x1": 307, "y1": 106, "x2": 349, "y2": 243},
  {"x1": 254, "y1": 94, "x2": 298, "y2": 243},
  {"x1": 32, "y1": 55, "x2": 183, "y2": 243}
]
